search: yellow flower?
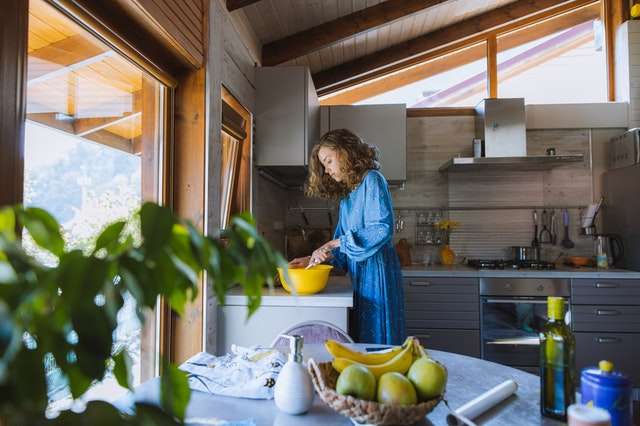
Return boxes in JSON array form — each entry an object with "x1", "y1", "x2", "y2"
[{"x1": 436, "y1": 220, "x2": 460, "y2": 231}]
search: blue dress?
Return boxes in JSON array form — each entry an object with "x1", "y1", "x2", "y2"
[{"x1": 330, "y1": 170, "x2": 406, "y2": 345}]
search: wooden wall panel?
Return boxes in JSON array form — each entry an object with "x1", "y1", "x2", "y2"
[
  {"x1": 0, "y1": 0, "x2": 28, "y2": 207},
  {"x1": 171, "y1": 66, "x2": 206, "y2": 364}
]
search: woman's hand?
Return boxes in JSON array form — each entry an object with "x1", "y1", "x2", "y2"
[
  {"x1": 288, "y1": 256, "x2": 311, "y2": 269},
  {"x1": 308, "y1": 239, "x2": 340, "y2": 268}
]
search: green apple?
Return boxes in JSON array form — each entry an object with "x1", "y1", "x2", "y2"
[
  {"x1": 407, "y1": 357, "x2": 447, "y2": 401},
  {"x1": 336, "y1": 364, "x2": 376, "y2": 401},
  {"x1": 377, "y1": 372, "x2": 417, "y2": 406}
]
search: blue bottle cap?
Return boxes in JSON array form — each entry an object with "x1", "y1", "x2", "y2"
[{"x1": 581, "y1": 360, "x2": 631, "y2": 388}]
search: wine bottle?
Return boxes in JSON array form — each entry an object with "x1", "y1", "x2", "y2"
[{"x1": 540, "y1": 296, "x2": 576, "y2": 421}]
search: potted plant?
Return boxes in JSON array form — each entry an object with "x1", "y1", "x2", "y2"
[
  {"x1": 435, "y1": 219, "x2": 460, "y2": 266},
  {"x1": 0, "y1": 202, "x2": 286, "y2": 424}
]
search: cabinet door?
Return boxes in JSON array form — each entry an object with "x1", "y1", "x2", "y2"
[
  {"x1": 408, "y1": 328, "x2": 481, "y2": 358},
  {"x1": 327, "y1": 104, "x2": 406, "y2": 181},
  {"x1": 575, "y1": 332, "x2": 640, "y2": 385},
  {"x1": 256, "y1": 67, "x2": 307, "y2": 166},
  {"x1": 571, "y1": 279, "x2": 640, "y2": 305}
]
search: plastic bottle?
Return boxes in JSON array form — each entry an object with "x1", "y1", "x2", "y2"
[{"x1": 274, "y1": 334, "x2": 314, "y2": 415}]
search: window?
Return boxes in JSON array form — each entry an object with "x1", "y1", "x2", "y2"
[
  {"x1": 339, "y1": 42, "x2": 488, "y2": 107},
  {"x1": 496, "y1": 4, "x2": 605, "y2": 103},
  {"x1": 321, "y1": 2, "x2": 606, "y2": 107},
  {"x1": 25, "y1": 0, "x2": 166, "y2": 412},
  {"x1": 220, "y1": 87, "x2": 251, "y2": 229}
]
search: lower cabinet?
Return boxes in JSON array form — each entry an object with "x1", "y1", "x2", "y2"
[
  {"x1": 407, "y1": 328, "x2": 481, "y2": 358},
  {"x1": 404, "y1": 277, "x2": 480, "y2": 358},
  {"x1": 575, "y1": 332, "x2": 640, "y2": 384}
]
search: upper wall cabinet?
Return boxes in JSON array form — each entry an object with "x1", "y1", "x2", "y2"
[
  {"x1": 321, "y1": 104, "x2": 407, "y2": 182},
  {"x1": 255, "y1": 67, "x2": 319, "y2": 167}
]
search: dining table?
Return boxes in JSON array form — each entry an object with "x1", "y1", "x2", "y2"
[{"x1": 115, "y1": 344, "x2": 564, "y2": 425}]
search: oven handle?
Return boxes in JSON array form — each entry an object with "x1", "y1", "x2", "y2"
[
  {"x1": 486, "y1": 337, "x2": 540, "y2": 346},
  {"x1": 484, "y1": 299, "x2": 549, "y2": 304}
]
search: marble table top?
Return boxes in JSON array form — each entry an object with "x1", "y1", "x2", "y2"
[{"x1": 116, "y1": 344, "x2": 564, "y2": 426}]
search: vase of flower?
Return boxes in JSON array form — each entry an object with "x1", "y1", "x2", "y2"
[{"x1": 436, "y1": 219, "x2": 460, "y2": 266}]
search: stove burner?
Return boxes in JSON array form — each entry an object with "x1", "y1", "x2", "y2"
[{"x1": 467, "y1": 259, "x2": 555, "y2": 270}]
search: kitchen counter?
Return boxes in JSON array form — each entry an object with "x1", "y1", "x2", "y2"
[
  {"x1": 403, "y1": 265, "x2": 640, "y2": 279},
  {"x1": 224, "y1": 275, "x2": 353, "y2": 308}
]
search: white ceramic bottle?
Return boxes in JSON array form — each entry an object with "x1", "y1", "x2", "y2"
[{"x1": 273, "y1": 334, "x2": 314, "y2": 415}]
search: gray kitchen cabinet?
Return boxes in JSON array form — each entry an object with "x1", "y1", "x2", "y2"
[
  {"x1": 575, "y1": 332, "x2": 640, "y2": 384},
  {"x1": 571, "y1": 278, "x2": 640, "y2": 386},
  {"x1": 404, "y1": 277, "x2": 480, "y2": 357},
  {"x1": 321, "y1": 104, "x2": 406, "y2": 182},
  {"x1": 255, "y1": 66, "x2": 319, "y2": 167}
]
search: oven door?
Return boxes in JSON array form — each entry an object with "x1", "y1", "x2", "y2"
[{"x1": 481, "y1": 297, "x2": 569, "y2": 374}]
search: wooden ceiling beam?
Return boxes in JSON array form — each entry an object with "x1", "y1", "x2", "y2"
[
  {"x1": 262, "y1": 0, "x2": 451, "y2": 66},
  {"x1": 74, "y1": 112, "x2": 141, "y2": 137},
  {"x1": 26, "y1": 112, "x2": 134, "y2": 153},
  {"x1": 226, "y1": 0, "x2": 261, "y2": 12},
  {"x1": 314, "y1": 0, "x2": 598, "y2": 94}
]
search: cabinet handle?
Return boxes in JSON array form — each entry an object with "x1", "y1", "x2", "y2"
[
  {"x1": 419, "y1": 334, "x2": 431, "y2": 339},
  {"x1": 596, "y1": 337, "x2": 621, "y2": 344},
  {"x1": 595, "y1": 282, "x2": 619, "y2": 289},
  {"x1": 596, "y1": 309, "x2": 620, "y2": 316},
  {"x1": 411, "y1": 281, "x2": 432, "y2": 287}
]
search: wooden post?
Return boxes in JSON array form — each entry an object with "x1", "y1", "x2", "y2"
[
  {"x1": 602, "y1": 0, "x2": 631, "y2": 101},
  {"x1": 487, "y1": 35, "x2": 498, "y2": 98},
  {"x1": 0, "y1": 0, "x2": 28, "y2": 207}
]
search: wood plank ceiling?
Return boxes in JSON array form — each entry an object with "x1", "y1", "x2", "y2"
[
  {"x1": 235, "y1": 0, "x2": 517, "y2": 91},
  {"x1": 27, "y1": 0, "x2": 148, "y2": 154}
]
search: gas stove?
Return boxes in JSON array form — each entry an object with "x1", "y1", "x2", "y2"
[{"x1": 467, "y1": 259, "x2": 556, "y2": 270}]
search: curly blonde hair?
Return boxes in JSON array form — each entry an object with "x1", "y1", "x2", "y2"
[{"x1": 305, "y1": 129, "x2": 379, "y2": 200}]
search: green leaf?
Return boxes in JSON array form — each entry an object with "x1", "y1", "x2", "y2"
[
  {"x1": 18, "y1": 207, "x2": 64, "y2": 256},
  {"x1": 49, "y1": 400, "x2": 127, "y2": 425},
  {"x1": 140, "y1": 203, "x2": 174, "y2": 258},
  {"x1": 160, "y1": 361, "x2": 190, "y2": 422},
  {"x1": 93, "y1": 221, "x2": 126, "y2": 255},
  {"x1": 134, "y1": 402, "x2": 181, "y2": 425},
  {"x1": 0, "y1": 208, "x2": 16, "y2": 241},
  {"x1": 112, "y1": 350, "x2": 132, "y2": 391}
]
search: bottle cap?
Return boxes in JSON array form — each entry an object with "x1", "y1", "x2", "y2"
[
  {"x1": 547, "y1": 296, "x2": 564, "y2": 321},
  {"x1": 599, "y1": 360, "x2": 614, "y2": 373}
]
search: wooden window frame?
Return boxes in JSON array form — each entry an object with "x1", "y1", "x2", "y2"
[
  {"x1": 323, "y1": 0, "x2": 623, "y2": 111},
  {"x1": 1, "y1": 0, "x2": 207, "y2": 380}
]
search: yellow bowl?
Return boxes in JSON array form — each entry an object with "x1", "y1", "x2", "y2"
[{"x1": 277, "y1": 265, "x2": 333, "y2": 295}]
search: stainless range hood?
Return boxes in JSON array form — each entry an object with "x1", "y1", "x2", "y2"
[{"x1": 439, "y1": 98, "x2": 584, "y2": 172}]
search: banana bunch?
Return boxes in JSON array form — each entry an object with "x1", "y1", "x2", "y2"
[{"x1": 327, "y1": 337, "x2": 426, "y2": 379}]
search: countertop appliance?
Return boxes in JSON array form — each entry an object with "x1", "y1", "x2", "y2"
[
  {"x1": 602, "y1": 164, "x2": 640, "y2": 271},
  {"x1": 480, "y1": 277, "x2": 570, "y2": 374},
  {"x1": 468, "y1": 259, "x2": 556, "y2": 270}
]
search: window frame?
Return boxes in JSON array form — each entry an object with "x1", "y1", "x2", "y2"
[{"x1": 320, "y1": 0, "x2": 624, "y2": 108}]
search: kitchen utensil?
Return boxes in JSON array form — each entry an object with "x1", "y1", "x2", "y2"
[
  {"x1": 277, "y1": 265, "x2": 332, "y2": 294},
  {"x1": 581, "y1": 360, "x2": 632, "y2": 426},
  {"x1": 550, "y1": 210, "x2": 557, "y2": 245},
  {"x1": 567, "y1": 256, "x2": 591, "y2": 267},
  {"x1": 581, "y1": 197, "x2": 603, "y2": 234},
  {"x1": 539, "y1": 209, "x2": 552, "y2": 244},
  {"x1": 594, "y1": 234, "x2": 624, "y2": 268},
  {"x1": 512, "y1": 246, "x2": 540, "y2": 262},
  {"x1": 446, "y1": 380, "x2": 518, "y2": 426},
  {"x1": 532, "y1": 210, "x2": 540, "y2": 247},
  {"x1": 561, "y1": 209, "x2": 575, "y2": 249}
]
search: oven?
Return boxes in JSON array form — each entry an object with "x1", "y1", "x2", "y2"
[{"x1": 480, "y1": 278, "x2": 570, "y2": 374}]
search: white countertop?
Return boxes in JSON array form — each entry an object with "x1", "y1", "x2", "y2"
[
  {"x1": 224, "y1": 276, "x2": 353, "y2": 308},
  {"x1": 402, "y1": 264, "x2": 640, "y2": 279}
]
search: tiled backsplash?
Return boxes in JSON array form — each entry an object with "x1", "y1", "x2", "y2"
[{"x1": 254, "y1": 115, "x2": 624, "y2": 263}]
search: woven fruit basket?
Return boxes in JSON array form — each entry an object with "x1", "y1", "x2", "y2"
[{"x1": 308, "y1": 359, "x2": 444, "y2": 426}]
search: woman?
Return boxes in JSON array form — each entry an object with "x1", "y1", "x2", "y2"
[{"x1": 289, "y1": 129, "x2": 405, "y2": 345}]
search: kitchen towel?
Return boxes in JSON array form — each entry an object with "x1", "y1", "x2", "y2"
[{"x1": 180, "y1": 345, "x2": 287, "y2": 399}]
